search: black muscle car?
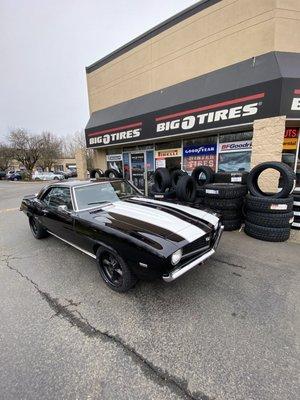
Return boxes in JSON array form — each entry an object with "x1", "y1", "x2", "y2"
[{"x1": 20, "y1": 179, "x2": 223, "y2": 292}]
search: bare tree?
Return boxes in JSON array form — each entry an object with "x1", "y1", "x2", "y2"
[
  {"x1": 62, "y1": 130, "x2": 86, "y2": 158},
  {"x1": 9, "y1": 129, "x2": 44, "y2": 176},
  {"x1": 62, "y1": 130, "x2": 93, "y2": 171},
  {"x1": 37, "y1": 132, "x2": 63, "y2": 171},
  {"x1": 0, "y1": 143, "x2": 13, "y2": 170}
]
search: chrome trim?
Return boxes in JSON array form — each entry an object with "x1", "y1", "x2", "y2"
[
  {"x1": 48, "y1": 231, "x2": 96, "y2": 259},
  {"x1": 162, "y1": 225, "x2": 224, "y2": 283}
]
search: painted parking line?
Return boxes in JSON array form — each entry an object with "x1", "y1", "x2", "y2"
[{"x1": 0, "y1": 208, "x2": 19, "y2": 214}]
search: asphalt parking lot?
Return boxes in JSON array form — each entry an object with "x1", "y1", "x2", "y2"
[{"x1": 0, "y1": 181, "x2": 299, "y2": 400}]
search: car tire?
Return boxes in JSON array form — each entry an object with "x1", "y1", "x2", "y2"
[
  {"x1": 220, "y1": 209, "x2": 242, "y2": 219},
  {"x1": 171, "y1": 170, "x2": 187, "y2": 188},
  {"x1": 222, "y1": 218, "x2": 242, "y2": 231},
  {"x1": 204, "y1": 196, "x2": 244, "y2": 210},
  {"x1": 176, "y1": 175, "x2": 196, "y2": 202},
  {"x1": 204, "y1": 183, "x2": 248, "y2": 198},
  {"x1": 96, "y1": 248, "x2": 138, "y2": 292},
  {"x1": 90, "y1": 169, "x2": 104, "y2": 179},
  {"x1": 245, "y1": 194, "x2": 294, "y2": 213},
  {"x1": 244, "y1": 220, "x2": 291, "y2": 242},
  {"x1": 191, "y1": 166, "x2": 214, "y2": 186},
  {"x1": 154, "y1": 168, "x2": 171, "y2": 192},
  {"x1": 104, "y1": 168, "x2": 120, "y2": 178},
  {"x1": 214, "y1": 171, "x2": 249, "y2": 184},
  {"x1": 29, "y1": 217, "x2": 49, "y2": 239},
  {"x1": 245, "y1": 210, "x2": 294, "y2": 228},
  {"x1": 247, "y1": 161, "x2": 295, "y2": 198}
]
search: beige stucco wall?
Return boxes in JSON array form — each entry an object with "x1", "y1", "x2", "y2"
[
  {"x1": 92, "y1": 149, "x2": 107, "y2": 171},
  {"x1": 86, "y1": 0, "x2": 300, "y2": 114},
  {"x1": 251, "y1": 116, "x2": 286, "y2": 192},
  {"x1": 75, "y1": 149, "x2": 88, "y2": 180}
]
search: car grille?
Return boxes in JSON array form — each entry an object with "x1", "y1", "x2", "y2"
[{"x1": 183, "y1": 234, "x2": 211, "y2": 259}]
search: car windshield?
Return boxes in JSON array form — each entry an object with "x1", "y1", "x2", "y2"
[{"x1": 74, "y1": 181, "x2": 140, "y2": 210}]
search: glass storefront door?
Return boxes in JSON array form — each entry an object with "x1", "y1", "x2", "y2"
[{"x1": 130, "y1": 152, "x2": 145, "y2": 192}]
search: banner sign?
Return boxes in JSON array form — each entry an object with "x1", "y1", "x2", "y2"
[
  {"x1": 183, "y1": 144, "x2": 217, "y2": 172},
  {"x1": 283, "y1": 127, "x2": 299, "y2": 150},
  {"x1": 86, "y1": 78, "x2": 300, "y2": 148},
  {"x1": 183, "y1": 144, "x2": 216, "y2": 157},
  {"x1": 106, "y1": 154, "x2": 123, "y2": 162},
  {"x1": 219, "y1": 140, "x2": 252, "y2": 153},
  {"x1": 155, "y1": 148, "x2": 181, "y2": 158}
]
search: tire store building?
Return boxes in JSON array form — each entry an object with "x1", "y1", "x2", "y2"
[{"x1": 84, "y1": 0, "x2": 300, "y2": 196}]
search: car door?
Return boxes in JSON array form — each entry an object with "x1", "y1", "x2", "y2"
[{"x1": 39, "y1": 186, "x2": 77, "y2": 243}]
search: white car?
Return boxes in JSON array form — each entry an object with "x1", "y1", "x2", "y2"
[{"x1": 32, "y1": 171, "x2": 64, "y2": 181}]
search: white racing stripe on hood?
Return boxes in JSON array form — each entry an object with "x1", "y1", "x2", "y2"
[
  {"x1": 131, "y1": 197, "x2": 219, "y2": 228},
  {"x1": 104, "y1": 201, "x2": 205, "y2": 242}
]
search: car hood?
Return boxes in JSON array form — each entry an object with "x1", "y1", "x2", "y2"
[{"x1": 88, "y1": 197, "x2": 219, "y2": 245}]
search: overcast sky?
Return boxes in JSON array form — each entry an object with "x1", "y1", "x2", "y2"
[{"x1": 0, "y1": 0, "x2": 196, "y2": 140}]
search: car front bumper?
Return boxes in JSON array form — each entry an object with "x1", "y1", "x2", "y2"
[{"x1": 162, "y1": 225, "x2": 224, "y2": 282}]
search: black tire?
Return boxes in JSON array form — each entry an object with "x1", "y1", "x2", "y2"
[
  {"x1": 214, "y1": 171, "x2": 249, "y2": 184},
  {"x1": 196, "y1": 187, "x2": 206, "y2": 198},
  {"x1": 90, "y1": 168, "x2": 104, "y2": 179},
  {"x1": 247, "y1": 161, "x2": 295, "y2": 198},
  {"x1": 204, "y1": 196, "x2": 244, "y2": 210},
  {"x1": 220, "y1": 209, "x2": 242, "y2": 219},
  {"x1": 222, "y1": 218, "x2": 242, "y2": 231},
  {"x1": 204, "y1": 183, "x2": 248, "y2": 199},
  {"x1": 245, "y1": 194, "x2": 294, "y2": 213},
  {"x1": 171, "y1": 170, "x2": 187, "y2": 188},
  {"x1": 96, "y1": 248, "x2": 138, "y2": 292},
  {"x1": 29, "y1": 217, "x2": 49, "y2": 239},
  {"x1": 176, "y1": 175, "x2": 196, "y2": 202},
  {"x1": 245, "y1": 210, "x2": 294, "y2": 228},
  {"x1": 244, "y1": 220, "x2": 290, "y2": 242},
  {"x1": 154, "y1": 168, "x2": 171, "y2": 192},
  {"x1": 104, "y1": 168, "x2": 121, "y2": 178},
  {"x1": 191, "y1": 166, "x2": 214, "y2": 186}
]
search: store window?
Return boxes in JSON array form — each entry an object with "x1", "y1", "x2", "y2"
[
  {"x1": 281, "y1": 127, "x2": 299, "y2": 186},
  {"x1": 155, "y1": 141, "x2": 182, "y2": 171},
  {"x1": 183, "y1": 135, "x2": 217, "y2": 173},
  {"x1": 218, "y1": 131, "x2": 253, "y2": 172},
  {"x1": 106, "y1": 153, "x2": 123, "y2": 174}
]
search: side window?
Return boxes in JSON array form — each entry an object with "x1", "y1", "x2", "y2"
[{"x1": 42, "y1": 187, "x2": 73, "y2": 210}]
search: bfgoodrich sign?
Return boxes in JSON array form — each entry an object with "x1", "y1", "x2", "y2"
[{"x1": 86, "y1": 78, "x2": 300, "y2": 148}]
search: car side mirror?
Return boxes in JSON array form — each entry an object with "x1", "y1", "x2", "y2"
[{"x1": 57, "y1": 205, "x2": 71, "y2": 214}]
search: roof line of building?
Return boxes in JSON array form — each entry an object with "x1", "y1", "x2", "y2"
[{"x1": 86, "y1": 0, "x2": 222, "y2": 74}]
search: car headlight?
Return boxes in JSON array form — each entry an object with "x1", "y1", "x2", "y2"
[{"x1": 171, "y1": 249, "x2": 182, "y2": 266}]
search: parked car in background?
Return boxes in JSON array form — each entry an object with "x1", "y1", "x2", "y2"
[
  {"x1": 32, "y1": 171, "x2": 64, "y2": 181},
  {"x1": 66, "y1": 168, "x2": 77, "y2": 178},
  {"x1": 6, "y1": 171, "x2": 22, "y2": 181},
  {"x1": 52, "y1": 171, "x2": 68, "y2": 179},
  {"x1": 0, "y1": 171, "x2": 6, "y2": 180}
]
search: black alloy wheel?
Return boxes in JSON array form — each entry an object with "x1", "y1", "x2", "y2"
[
  {"x1": 96, "y1": 248, "x2": 138, "y2": 292},
  {"x1": 30, "y1": 217, "x2": 38, "y2": 236},
  {"x1": 29, "y1": 217, "x2": 48, "y2": 239},
  {"x1": 101, "y1": 252, "x2": 124, "y2": 287}
]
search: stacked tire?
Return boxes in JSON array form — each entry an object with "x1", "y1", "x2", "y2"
[
  {"x1": 244, "y1": 162, "x2": 295, "y2": 242},
  {"x1": 203, "y1": 183, "x2": 247, "y2": 231},
  {"x1": 291, "y1": 188, "x2": 300, "y2": 230},
  {"x1": 150, "y1": 168, "x2": 196, "y2": 202},
  {"x1": 191, "y1": 166, "x2": 214, "y2": 204}
]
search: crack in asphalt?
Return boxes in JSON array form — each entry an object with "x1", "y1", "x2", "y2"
[
  {"x1": 1, "y1": 255, "x2": 212, "y2": 400},
  {"x1": 213, "y1": 257, "x2": 246, "y2": 269}
]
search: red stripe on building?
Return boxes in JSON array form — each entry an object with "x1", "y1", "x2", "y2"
[
  {"x1": 155, "y1": 93, "x2": 265, "y2": 122},
  {"x1": 88, "y1": 122, "x2": 142, "y2": 137},
  {"x1": 294, "y1": 89, "x2": 300, "y2": 95}
]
